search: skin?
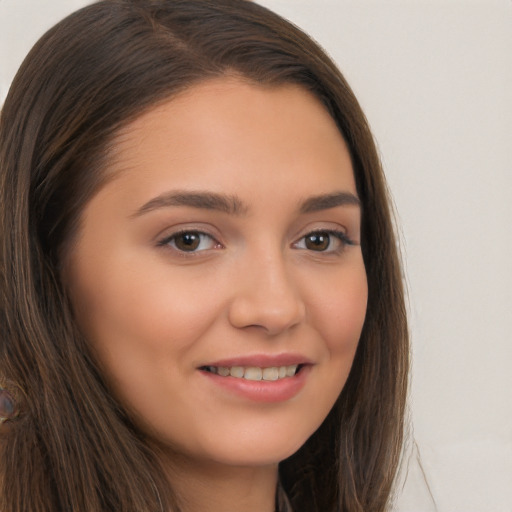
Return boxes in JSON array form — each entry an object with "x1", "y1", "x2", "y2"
[{"x1": 65, "y1": 78, "x2": 368, "y2": 512}]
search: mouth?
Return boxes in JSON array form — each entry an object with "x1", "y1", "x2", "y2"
[
  {"x1": 198, "y1": 357, "x2": 311, "y2": 402},
  {"x1": 199, "y1": 364, "x2": 304, "y2": 381}
]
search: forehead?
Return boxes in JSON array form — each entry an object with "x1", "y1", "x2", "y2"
[
  {"x1": 111, "y1": 78, "x2": 348, "y2": 165},
  {"x1": 93, "y1": 77, "x2": 357, "y2": 214}
]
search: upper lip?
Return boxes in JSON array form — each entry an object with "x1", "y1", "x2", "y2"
[{"x1": 200, "y1": 353, "x2": 313, "y2": 368}]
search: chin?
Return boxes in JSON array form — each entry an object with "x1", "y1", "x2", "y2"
[{"x1": 186, "y1": 421, "x2": 318, "y2": 469}]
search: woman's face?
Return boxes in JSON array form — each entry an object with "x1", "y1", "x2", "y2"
[{"x1": 66, "y1": 78, "x2": 367, "y2": 468}]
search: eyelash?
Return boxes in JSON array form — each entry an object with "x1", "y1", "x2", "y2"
[
  {"x1": 157, "y1": 228, "x2": 355, "y2": 256},
  {"x1": 157, "y1": 229, "x2": 221, "y2": 254},
  {"x1": 292, "y1": 229, "x2": 355, "y2": 253}
]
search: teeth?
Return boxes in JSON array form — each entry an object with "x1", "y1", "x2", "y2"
[
  {"x1": 230, "y1": 366, "x2": 245, "y2": 378},
  {"x1": 286, "y1": 364, "x2": 298, "y2": 377},
  {"x1": 204, "y1": 364, "x2": 300, "y2": 380},
  {"x1": 262, "y1": 367, "x2": 279, "y2": 381},
  {"x1": 217, "y1": 366, "x2": 230, "y2": 377},
  {"x1": 244, "y1": 367, "x2": 262, "y2": 380}
]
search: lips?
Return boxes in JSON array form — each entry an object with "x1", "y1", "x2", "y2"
[
  {"x1": 197, "y1": 354, "x2": 312, "y2": 402},
  {"x1": 200, "y1": 364, "x2": 301, "y2": 381},
  {"x1": 199, "y1": 353, "x2": 312, "y2": 369}
]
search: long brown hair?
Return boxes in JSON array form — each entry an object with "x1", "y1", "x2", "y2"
[{"x1": 0, "y1": 1, "x2": 408, "y2": 510}]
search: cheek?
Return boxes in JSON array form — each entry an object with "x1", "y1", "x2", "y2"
[
  {"x1": 302, "y1": 258, "x2": 368, "y2": 414},
  {"x1": 311, "y1": 262, "x2": 368, "y2": 357},
  {"x1": 67, "y1": 259, "x2": 229, "y2": 443},
  {"x1": 67, "y1": 250, "x2": 224, "y2": 401},
  {"x1": 71, "y1": 249, "x2": 217, "y2": 344}
]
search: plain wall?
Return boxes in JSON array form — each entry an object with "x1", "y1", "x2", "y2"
[{"x1": 1, "y1": 1, "x2": 511, "y2": 510}]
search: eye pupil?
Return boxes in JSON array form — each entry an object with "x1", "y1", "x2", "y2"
[
  {"x1": 175, "y1": 232, "x2": 200, "y2": 251},
  {"x1": 305, "y1": 233, "x2": 329, "y2": 251}
]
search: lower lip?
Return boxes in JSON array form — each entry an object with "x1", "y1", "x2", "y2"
[{"x1": 199, "y1": 366, "x2": 311, "y2": 403}]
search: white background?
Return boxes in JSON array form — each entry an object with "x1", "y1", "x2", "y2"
[{"x1": 1, "y1": 1, "x2": 511, "y2": 510}]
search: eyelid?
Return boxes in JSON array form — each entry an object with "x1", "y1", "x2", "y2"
[
  {"x1": 153, "y1": 221, "x2": 223, "y2": 245},
  {"x1": 156, "y1": 228, "x2": 223, "y2": 254},
  {"x1": 292, "y1": 228, "x2": 356, "y2": 252}
]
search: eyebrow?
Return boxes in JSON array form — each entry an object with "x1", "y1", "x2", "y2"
[
  {"x1": 132, "y1": 190, "x2": 248, "y2": 217},
  {"x1": 299, "y1": 191, "x2": 361, "y2": 213},
  {"x1": 132, "y1": 190, "x2": 360, "y2": 218}
]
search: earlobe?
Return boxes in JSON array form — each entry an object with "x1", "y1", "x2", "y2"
[{"x1": 0, "y1": 385, "x2": 20, "y2": 425}]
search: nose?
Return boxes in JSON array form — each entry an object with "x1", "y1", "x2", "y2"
[{"x1": 227, "y1": 250, "x2": 306, "y2": 336}]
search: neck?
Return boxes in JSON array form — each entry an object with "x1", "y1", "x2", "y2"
[{"x1": 161, "y1": 452, "x2": 279, "y2": 512}]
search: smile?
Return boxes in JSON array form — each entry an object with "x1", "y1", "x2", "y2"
[{"x1": 201, "y1": 364, "x2": 301, "y2": 381}]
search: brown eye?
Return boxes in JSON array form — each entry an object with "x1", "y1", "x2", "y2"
[
  {"x1": 304, "y1": 232, "x2": 330, "y2": 251},
  {"x1": 293, "y1": 229, "x2": 353, "y2": 253},
  {"x1": 160, "y1": 231, "x2": 218, "y2": 253},
  {"x1": 174, "y1": 232, "x2": 201, "y2": 251}
]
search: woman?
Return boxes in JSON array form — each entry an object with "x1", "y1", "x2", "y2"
[{"x1": 0, "y1": 1, "x2": 409, "y2": 510}]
